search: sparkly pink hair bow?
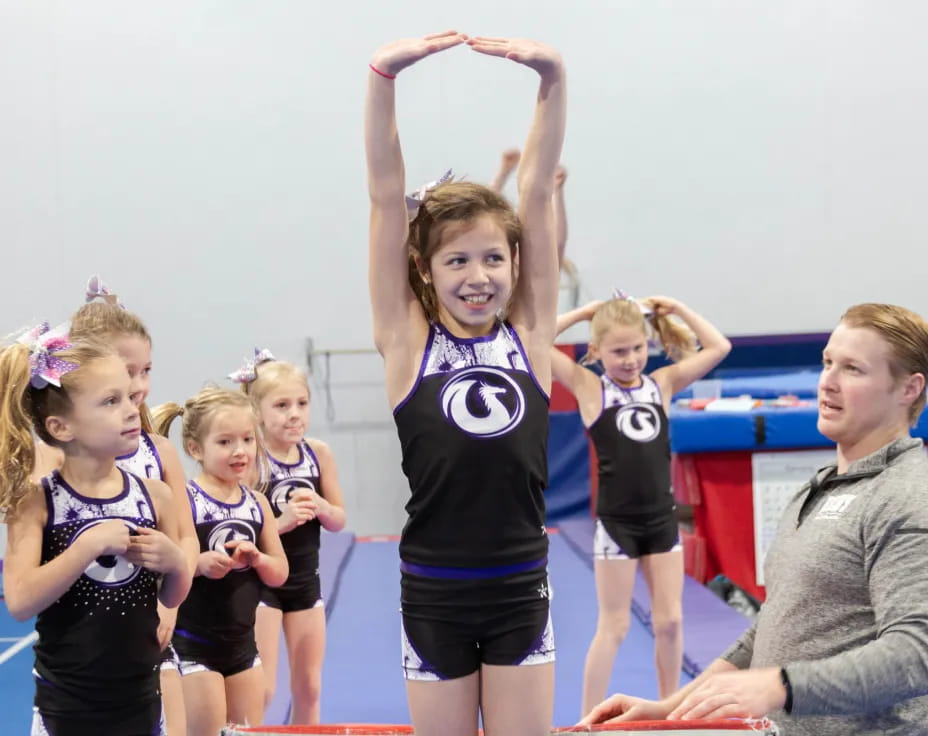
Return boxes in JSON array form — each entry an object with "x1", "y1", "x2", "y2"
[
  {"x1": 16, "y1": 322, "x2": 79, "y2": 389},
  {"x1": 612, "y1": 287, "x2": 653, "y2": 317},
  {"x1": 228, "y1": 348, "x2": 276, "y2": 384},
  {"x1": 85, "y1": 275, "x2": 125, "y2": 309},
  {"x1": 406, "y1": 169, "x2": 453, "y2": 222}
]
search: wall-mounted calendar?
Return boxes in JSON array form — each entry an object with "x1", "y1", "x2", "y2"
[{"x1": 751, "y1": 449, "x2": 834, "y2": 586}]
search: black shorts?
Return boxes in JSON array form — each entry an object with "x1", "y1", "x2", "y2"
[
  {"x1": 594, "y1": 515, "x2": 681, "y2": 560},
  {"x1": 33, "y1": 671, "x2": 162, "y2": 736},
  {"x1": 400, "y1": 563, "x2": 555, "y2": 681},
  {"x1": 172, "y1": 630, "x2": 260, "y2": 679},
  {"x1": 259, "y1": 574, "x2": 323, "y2": 613},
  {"x1": 31, "y1": 697, "x2": 163, "y2": 736}
]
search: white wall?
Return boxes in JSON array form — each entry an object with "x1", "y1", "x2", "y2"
[{"x1": 2, "y1": 1, "x2": 927, "y2": 533}]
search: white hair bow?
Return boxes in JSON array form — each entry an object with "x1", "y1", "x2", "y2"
[
  {"x1": 85, "y1": 275, "x2": 125, "y2": 309},
  {"x1": 612, "y1": 287, "x2": 653, "y2": 317},
  {"x1": 16, "y1": 321, "x2": 79, "y2": 389},
  {"x1": 228, "y1": 347, "x2": 277, "y2": 384},
  {"x1": 406, "y1": 169, "x2": 453, "y2": 222}
]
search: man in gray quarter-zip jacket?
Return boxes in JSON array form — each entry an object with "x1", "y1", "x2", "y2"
[{"x1": 720, "y1": 436, "x2": 928, "y2": 735}]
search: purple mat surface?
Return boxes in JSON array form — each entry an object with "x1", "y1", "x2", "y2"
[
  {"x1": 264, "y1": 530, "x2": 356, "y2": 725},
  {"x1": 558, "y1": 519, "x2": 750, "y2": 675}
]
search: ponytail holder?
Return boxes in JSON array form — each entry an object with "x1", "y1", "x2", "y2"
[
  {"x1": 16, "y1": 321, "x2": 79, "y2": 389},
  {"x1": 406, "y1": 169, "x2": 453, "y2": 222},
  {"x1": 228, "y1": 347, "x2": 276, "y2": 384},
  {"x1": 85, "y1": 275, "x2": 126, "y2": 309},
  {"x1": 612, "y1": 287, "x2": 653, "y2": 317}
]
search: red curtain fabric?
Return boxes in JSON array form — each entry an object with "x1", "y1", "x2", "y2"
[{"x1": 685, "y1": 452, "x2": 766, "y2": 601}]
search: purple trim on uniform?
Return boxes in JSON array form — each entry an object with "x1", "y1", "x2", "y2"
[
  {"x1": 116, "y1": 441, "x2": 139, "y2": 462},
  {"x1": 187, "y1": 480, "x2": 248, "y2": 510},
  {"x1": 115, "y1": 431, "x2": 163, "y2": 480},
  {"x1": 185, "y1": 485, "x2": 197, "y2": 527},
  {"x1": 302, "y1": 441, "x2": 324, "y2": 497},
  {"x1": 267, "y1": 439, "x2": 306, "y2": 471},
  {"x1": 132, "y1": 471, "x2": 159, "y2": 528},
  {"x1": 174, "y1": 628, "x2": 213, "y2": 646},
  {"x1": 586, "y1": 378, "x2": 607, "y2": 430},
  {"x1": 32, "y1": 671, "x2": 55, "y2": 687},
  {"x1": 435, "y1": 319, "x2": 503, "y2": 345},
  {"x1": 40, "y1": 475, "x2": 57, "y2": 535},
  {"x1": 518, "y1": 615, "x2": 552, "y2": 664},
  {"x1": 506, "y1": 322, "x2": 550, "y2": 401},
  {"x1": 147, "y1": 432, "x2": 164, "y2": 480},
  {"x1": 393, "y1": 324, "x2": 438, "y2": 416},
  {"x1": 604, "y1": 373, "x2": 645, "y2": 393},
  {"x1": 51, "y1": 468, "x2": 131, "y2": 506},
  {"x1": 645, "y1": 374, "x2": 664, "y2": 407},
  {"x1": 595, "y1": 373, "x2": 646, "y2": 424},
  {"x1": 402, "y1": 621, "x2": 443, "y2": 680},
  {"x1": 400, "y1": 556, "x2": 547, "y2": 580},
  {"x1": 114, "y1": 431, "x2": 160, "y2": 478},
  {"x1": 245, "y1": 485, "x2": 265, "y2": 526},
  {"x1": 595, "y1": 519, "x2": 631, "y2": 558}
]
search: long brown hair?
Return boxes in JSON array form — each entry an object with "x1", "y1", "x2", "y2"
[{"x1": 407, "y1": 181, "x2": 521, "y2": 321}]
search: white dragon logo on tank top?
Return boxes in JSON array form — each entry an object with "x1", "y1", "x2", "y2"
[
  {"x1": 439, "y1": 367, "x2": 525, "y2": 438},
  {"x1": 269, "y1": 476, "x2": 317, "y2": 515},
  {"x1": 72, "y1": 519, "x2": 142, "y2": 587},
  {"x1": 207, "y1": 519, "x2": 257, "y2": 570},
  {"x1": 615, "y1": 402, "x2": 662, "y2": 443}
]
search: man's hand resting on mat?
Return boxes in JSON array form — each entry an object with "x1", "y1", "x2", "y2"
[{"x1": 579, "y1": 658, "x2": 744, "y2": 725}]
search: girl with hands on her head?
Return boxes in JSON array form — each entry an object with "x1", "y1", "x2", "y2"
[
  {"x1": 551, "y1": 293, "x2": 730, "y2": 715},
  {"x1": 582, "y1": 304, "x2": 928, "y2": 736},
  {"x1": 366, "y1": 29, "x2": 565, "y2": 736}
]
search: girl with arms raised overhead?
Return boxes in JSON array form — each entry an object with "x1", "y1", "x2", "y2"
[{"x1": 365, "y1": 29, "x2": 566, "y2": 736}]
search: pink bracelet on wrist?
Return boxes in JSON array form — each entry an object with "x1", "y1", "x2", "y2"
[{"x1": 369, "y1": 63, "x2": 396, "y2": 80}]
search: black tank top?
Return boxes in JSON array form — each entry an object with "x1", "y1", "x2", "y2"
[
  {"x1": 588, "y1": 373, "x2": 674, "y2": 520},
  {"x1": 265, "y1": 439, "x2": 322, "y2": 589},
  {"x1": 34, "y1": 469, "x2": 160, "y2": 712},
  {"x1": 176, "y1": 481, "x2": 265, "y2": 644},
  {"x1": 394, "y1": 321, "x2": 549, "y2": 568}
]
